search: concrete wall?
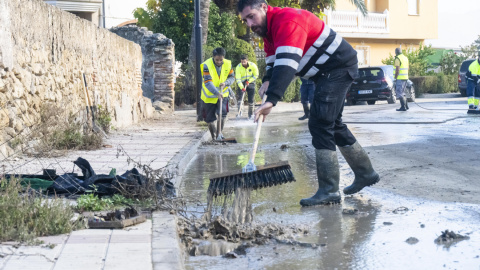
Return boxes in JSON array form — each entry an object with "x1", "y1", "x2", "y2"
[
  {"x1": 111, "y1": 26, "x2": 175, "y2": 112},
  {"x1": 0, "y1": 0, "x2": 154, "y2": 157}
]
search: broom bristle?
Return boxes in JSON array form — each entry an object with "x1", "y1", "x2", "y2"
[
  {"x1": 216, "y1": 138, "x2": 237, "y2": 143},
  {"x1": 208, "y1": 161, "x2": 295, "y2": 197}
]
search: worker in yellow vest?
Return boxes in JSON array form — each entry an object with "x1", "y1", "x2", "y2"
[
  {"x1": 394, "y1": 48, "x2": 409, "y2": 111},
  {"x1": 466, "y1": 52, "x2": 480, "y2": 110},
  {"x1": 201, "y1": 47, "x2": 235, "y2": 140},
  {"x1": 235, "y1": 54, "x2": 259, "y2": 119}
]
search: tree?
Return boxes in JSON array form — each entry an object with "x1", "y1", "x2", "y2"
[
  {"x1": 133, "y1": 0, "x2": 162, "y2": 30},
  {"x1": 440, "y1": 51, "x2": 464, "y2": 75},
  {"x1": 382, "y1": 43, "x2": 435, "y2": 76},
  {"x1": 461, "y1": 35, "x2": 480, "y2": 59},
  {"x1": 152, "y1": 0, "x2": 194, "y2": 64}
]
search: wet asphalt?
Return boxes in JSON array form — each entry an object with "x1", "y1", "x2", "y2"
[{"x1": 180, "y1": 95, "x2": 480, "y2": 270}]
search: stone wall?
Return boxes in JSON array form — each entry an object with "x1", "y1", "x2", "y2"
[
  {"x1": 110, "y1": 26, "x2": 175, "y2": 112},
  {"x1": 0, "y1": 0, "x2": 155, "y2": 158}
]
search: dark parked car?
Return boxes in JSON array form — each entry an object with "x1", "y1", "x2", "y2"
[
  {"x1": 458, "y1": 59, "x2": 475, "y2": 97},
  {"x1": 346, "y1": 65, "x2": 415, "y2": 105}
]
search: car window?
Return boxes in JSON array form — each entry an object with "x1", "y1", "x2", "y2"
[
  {"x1": 460, "y1": 60, "x2": 474, "y2": 72},
  {"x1": 358, "y1": 68, "x2": 384, "y2": 79}
]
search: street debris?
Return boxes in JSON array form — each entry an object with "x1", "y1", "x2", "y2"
[
  {"x1": 405, "y1": 237, "x2": 419, "y2": 245},
  {"x1": 393, "y1": 206, "x2": 409, "y2": 214},
  {"x1": 342, "y1": 208, "x2": 359, "y2": 215},
  {"x1": 87, "y1": 207, "x2": 146, "y2": 229},
  {"x1": 178, "y1": 215, "x2": 311, "y2": 257},
  {"x1": 434, "y1": 230, "x2": 470, "y2": 247}
]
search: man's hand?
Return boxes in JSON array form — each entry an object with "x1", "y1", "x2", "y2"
[
  {"x1": 258, "y1": 81, "x2": 269, "y2": 99},
  {"x1": 219, "y1": 83, "x2": 226, "y2": 89},
  {"x1": 245, "y1": 81, "x2": 250, "y2": 86},
  {"x1": 217, "y1": 93, "x2": 223, "y2": 100},
  {"x1": 242, "y1": 88, "x2": 246, "y2": 92},
  {"x1": 254, "y1": 101, "x2": 273, "y2": 123}
]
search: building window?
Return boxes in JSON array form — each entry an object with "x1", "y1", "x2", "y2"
[
  {"x1": 356, "y1": 46, "x2": 370, "y2": 67},
  {"x1": 407, "y1": 0, "x2": 419, "y2": 15}
]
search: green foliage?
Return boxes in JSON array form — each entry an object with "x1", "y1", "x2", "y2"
[
  {"x1": 76, "y1": 191, "x2": 135, "y2": 212},
  {"x1": 0, "y1": 178, "x2": 79, "y2": 242},
  {"x1": 460, "y1": 35, "x2": 480, "y2": 59},
  {"x1": 133, "y1": 0, "x2": 162, "y2": 30},
  {"x1": 382, "y1": 43, "x2": 435, "y2": 76},
  {"x1": 207, "y1": 3, "x2": 235, "y2": 49},
  {"x1": 282, "y1": 77, "x2": 302, "y2": 103},
  {"x1": 440, "y1": 52, "x2": 465, "y2": 75},
  {"x1": 152, "y1": 0, "x2": 194, "y2": 63},
  {"x1": 226, "y1": 38, "x2": 257, "y2": 67},
  {"x1": 409, "y1": 74, "x2": 458, "y2": 95},
  {"x1": 96, "y1": 105, "x2": 111, "y2": 133}
]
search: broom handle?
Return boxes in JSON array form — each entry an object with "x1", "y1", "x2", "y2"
[
  {"x1": 217, "y1": 94, "x2": 222, "y2": 138},
  {"x1": 249, "y1": 95, "x2": 268, "y2": 163}
]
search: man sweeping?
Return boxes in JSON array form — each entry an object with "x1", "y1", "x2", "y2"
[
  {"x1": 235, "y1": 54, "x2": 259, "y2": 120},
  {"x1": 201, "y1": 47, "x2": 235, "y2": 140},
  {"x1": 238, "y1": 0, "x2": 380, "y2": 206}
]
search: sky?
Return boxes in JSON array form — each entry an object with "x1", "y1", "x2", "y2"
[{"x1": 425, "y1": 0, "x2": 480, "y2": 48}]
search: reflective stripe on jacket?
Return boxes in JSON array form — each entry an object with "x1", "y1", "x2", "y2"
[
  {"x1": 201, "y1": 58, "x2": 232, "y2": 104},
  {"x1": 395, "y1": 54, "x2": 409, "y2": 80},
  {"x1": 235, "y1": 61, "x2": 259, "y2": 89}
]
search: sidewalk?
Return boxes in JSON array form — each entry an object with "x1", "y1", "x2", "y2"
[{"x1": 0, "y1": 109, "x2": 209, "y2": 270}]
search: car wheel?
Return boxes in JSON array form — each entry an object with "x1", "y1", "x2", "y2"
[
  {"x1": 367, "y1": 100, "x2": 376, "y2": 105},
  {"x1": 460, "y1": 88, "x2": 467, "y2": 97},
  {"x1": 407, "y1": 86, "x2": 415, "y2": 102},
  {"x1": 346, "y1": 99, "x2": 356, "y2": 106},
  {"x1": 387, "y1": 88, "x2": 397, "y2": 104}
]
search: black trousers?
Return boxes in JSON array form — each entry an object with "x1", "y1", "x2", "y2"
[
  {"x1": 238, "y1": 82, "x2": 256, "y2": 104},
  {"x1": 308, "y1": 67, "x2": 357, "y2": 150},
  {"x1": 203, "y1": 98, "x2": 229, "y2": 123}
]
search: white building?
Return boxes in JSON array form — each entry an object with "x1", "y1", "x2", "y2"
[{"x1": 44, "y1": 0, "x2": 146, "y2": 28}]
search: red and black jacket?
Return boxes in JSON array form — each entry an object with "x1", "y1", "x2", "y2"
[{"x1": 263, "y1": 5, "x2": 358, "y2": 105}]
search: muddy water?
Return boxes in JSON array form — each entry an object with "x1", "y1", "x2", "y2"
[{"x1": 180, "y1": 117, "x2": 480, "y2": 270}]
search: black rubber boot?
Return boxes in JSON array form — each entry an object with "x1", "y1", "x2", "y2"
[
  {"x1": 339, "y1": 142, "x2": 380, "y2": 195},
  {"x1": 396, "y1": 97, "x2": 406, "y2": 111},
  {"x1": 405, "y1": 98, "x2": 409, "y2": 110},
  {"x1": 300, "y1": 149, "x2": 341, "y2": 206},
  {"x1": 298, "y1": 103, "x2": 310, "y2": 120},
  {"x1": 208, "y1": 122, "x2": 216, "y2": 141},
  {"x1": 248, "y1": 103, "x2": 255, "y2": 120}
]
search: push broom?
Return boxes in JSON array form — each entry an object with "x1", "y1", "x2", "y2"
[
  {"x1": 216, "y1": 87, "x2": 237, "y2": 143},
  {"x1": 208, "y1": 95, "x2": 295, "y2": 197},
  {"x1": 236, "y1": 91, "x2": 246, "y2": 118}
]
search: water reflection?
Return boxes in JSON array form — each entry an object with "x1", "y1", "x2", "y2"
[{"x1": 181, "y1": 120, "x2": 480, "y2": 270}]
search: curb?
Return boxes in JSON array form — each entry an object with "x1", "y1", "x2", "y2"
[
  {"x1": 152, "y1": 129, "x2": 209, "y2": 270},
  {"x1": 166, "y1": 130, "x2": 211, "y2": 189}
]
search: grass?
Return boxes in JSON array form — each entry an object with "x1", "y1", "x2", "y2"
[{"x1": 0, "y1": 178, "x2": 83, "y2": 242}]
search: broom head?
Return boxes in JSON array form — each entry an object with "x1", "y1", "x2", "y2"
[{"x1": 208, "y1": 161, "x2": 295, "y2": 197}]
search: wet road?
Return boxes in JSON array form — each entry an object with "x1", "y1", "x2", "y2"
[{"x1": 180, "y1": 94, "x2": 480, "y2": 270}]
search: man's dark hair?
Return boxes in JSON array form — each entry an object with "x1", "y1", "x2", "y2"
[
  {"x1": 212, "y1": 47, "x2": 226, "y2": 57},
  {"x1": 240, "y1": 54, "x2": 248, "y2": 60},
  {"x1": 238, "y1": 0, "x2": 267, "y2": 12}
]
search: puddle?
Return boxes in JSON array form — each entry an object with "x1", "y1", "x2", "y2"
[{"x1": 180, "y1": 113, "x2": 480, "y2": 270}]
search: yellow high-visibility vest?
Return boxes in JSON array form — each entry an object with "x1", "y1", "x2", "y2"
[
  {"x1": 235, "y1": 61, "x2": 259, "y2": 89},
  {"x1": 468, "y1": 60, "x2": 480, "y2": 77},
  {"x1": 200, "y1": 58, "x2": 232, "y2": 104},
  {"x1": 395, "y1": 54, "x2": 409, "y2": 80}
]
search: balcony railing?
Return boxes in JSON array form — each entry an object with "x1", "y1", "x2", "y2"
[{"x1": 325, "y1": 9, "x2": 389, "y2": 35}]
